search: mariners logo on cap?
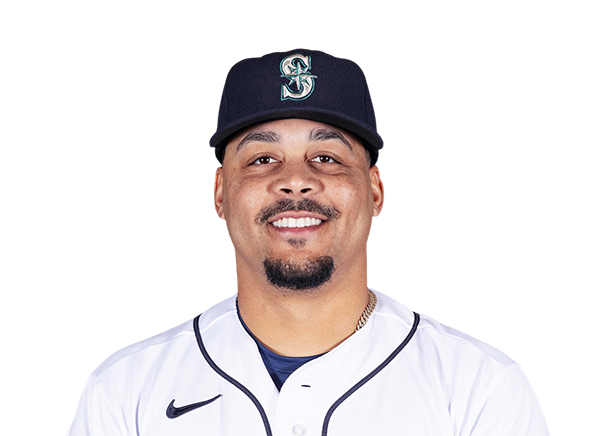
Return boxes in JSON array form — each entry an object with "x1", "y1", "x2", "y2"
[{"x1": 280, "y1": 54, "x2": 317, "y2": 101}]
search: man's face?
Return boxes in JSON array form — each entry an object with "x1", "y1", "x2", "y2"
[{"x1": 214, "y1": 119, "x2": 384, "y2": 291}]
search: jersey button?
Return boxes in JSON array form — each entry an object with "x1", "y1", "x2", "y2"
[{"x1": 292, "y1": 424, "x2": 306, "y2": 435}]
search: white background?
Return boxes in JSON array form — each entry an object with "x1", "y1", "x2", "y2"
[{"x1": 0, "y1": 1, "x2": 600, "y2": 436}]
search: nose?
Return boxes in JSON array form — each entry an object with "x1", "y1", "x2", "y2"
[{"x1": 271, "y1": 161, "x2": 323, "y2": 196}]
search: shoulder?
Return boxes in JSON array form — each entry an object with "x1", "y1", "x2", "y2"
[
  {"x1": 372, "y1": 290, "x2": 516, "y2": 373},
  {"x1": 91, "y1": 296, "x2": 238, "y2": 381},
  {"x1": 371, "y1": 290, "x2": 534, "y2": 427},
  {"x1": 91, "y1": 319, "x2": 194, "y2": 381},
  {"x1": 416, "y1": 312, "x2": 515, "y2": 369}
]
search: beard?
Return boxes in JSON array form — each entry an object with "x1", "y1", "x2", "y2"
[{"x1": 263, "y1": 256, "x2": 335, "y2": 291}]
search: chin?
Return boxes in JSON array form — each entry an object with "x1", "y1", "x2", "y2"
[{"x1": 263, "y1": 256, "x2": 335, "y2": 291}]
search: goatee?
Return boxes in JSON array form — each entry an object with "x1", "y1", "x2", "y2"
[{"x1": 263, "y1": 256, "x2": 335, "y2": 291}]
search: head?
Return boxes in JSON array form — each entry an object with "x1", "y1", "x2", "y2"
[
  {"x1": 214, "y1": 118, "x2": 384, "y2": 292},
  {"x1": 210, "y1": 50, "x2": 384, "y2": 292}
]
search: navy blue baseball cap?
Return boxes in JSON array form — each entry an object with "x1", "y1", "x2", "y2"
[{"x1": 210, "y1": 49, "x2": 384, "y2": 165}]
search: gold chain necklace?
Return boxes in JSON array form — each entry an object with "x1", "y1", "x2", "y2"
[{"x1": 355, "y1": 289, "x2": 378, "y2": 332}]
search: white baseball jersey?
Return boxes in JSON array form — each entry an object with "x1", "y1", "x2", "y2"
[{"x1": 67, "y1": 291, "x2": 549, "y2": 435}]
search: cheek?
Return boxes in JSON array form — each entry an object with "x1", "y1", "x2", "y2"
[
  {"x1": 222, "y1": 178, "x2": 268, "y2": 240},
  {"x1": 328, "y1": 176, "x2": 374, "y2": 232},
  {"x1": 331, "y1": 174, "x2": 373, "y2": 211}
]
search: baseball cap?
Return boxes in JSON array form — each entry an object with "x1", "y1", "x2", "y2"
[{"x1": 210, "y1": 49, "x2": 383, "y2": 165}]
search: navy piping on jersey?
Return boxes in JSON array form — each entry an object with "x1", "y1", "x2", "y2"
[
  {"x1": 321, "y1": 312, "x2": 421, "y2": 436},
  {"x1": 193, "y1": 314, "x2": 273, "y2": 436},
  {"x1": 194, "y1": 310, "x2": 420, "y2": 436}
]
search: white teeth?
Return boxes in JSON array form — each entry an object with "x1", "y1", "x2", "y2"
[{"x1": 271, "y1": 217, "x2": 323, "y2": 228}]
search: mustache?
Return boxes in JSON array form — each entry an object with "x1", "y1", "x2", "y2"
[{"x1": 255, "y1": 199, "x2": 341, "y2": 224}]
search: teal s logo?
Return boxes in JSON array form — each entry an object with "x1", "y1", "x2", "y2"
[{"x1": 280, "y1": 54, "x2": 318, "y2": 101}]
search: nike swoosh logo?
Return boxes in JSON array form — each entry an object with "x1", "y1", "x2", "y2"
[{"x1": 166, "y1": 394, "x2": 222, "y2": 419}]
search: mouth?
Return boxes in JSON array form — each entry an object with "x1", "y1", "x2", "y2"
[
  {"x1": 267, "y1": 211, "x2": 327, "y2": 231},
  {"x1": 270, "y1": 216, "x2": 323, "y2": 229}
]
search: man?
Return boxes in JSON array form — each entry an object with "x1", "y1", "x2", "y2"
[{"x1": 68, "y1": 49, "x2": 549, "y2": 435}]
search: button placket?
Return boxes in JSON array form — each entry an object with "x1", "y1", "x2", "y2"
[{"x1": 276, "y1": 373, "x2": 318, "y2": 436}]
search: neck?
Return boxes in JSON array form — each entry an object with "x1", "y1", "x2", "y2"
[{"x1": 235, "y1": 257, "x2": 370, "y2": 357}]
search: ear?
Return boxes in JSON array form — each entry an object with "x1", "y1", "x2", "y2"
[
  {"x1": 369, "y1": 165, "x2": 384, "y2": 216},
  {"x1": 214, "y1": 167, "x2": 225, "y2": 219}
]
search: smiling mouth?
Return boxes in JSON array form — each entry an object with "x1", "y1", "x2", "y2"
[
  {"x1": 270, "y1": 217, "x2": 323, "y2": 228},
  {"x1": 255, "y1": 199, "x2": 341, "y2": 225}
]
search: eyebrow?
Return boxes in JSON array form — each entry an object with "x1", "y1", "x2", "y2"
[
  {"x1": 309, "y1": 128, "x2": 354, "y2": 153},
  {"x1": 235, "y1": 127, "x2": 354, "y2": 154},
  {"x1": 236, "y1": 130, "x2": 280, "y2": 153}
]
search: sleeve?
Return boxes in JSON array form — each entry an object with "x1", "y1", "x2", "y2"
[
  {"x1": 469, "y1": 364, "x2": 550, "y2": 436},
  {"x1": 66, "y1": 374, "x2": 125, "y2": 436}
]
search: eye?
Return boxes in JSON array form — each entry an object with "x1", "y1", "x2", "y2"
[
  {"x1": 251, "y1": 156, "x2": 279, "y2": 165},
  {"x1": 311, "y1": 155, "x2": 338, "y2": 164}
]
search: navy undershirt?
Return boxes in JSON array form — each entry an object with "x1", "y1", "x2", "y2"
[{"x1": 236, "y1": 301, "x2": 326, "y2": 391}]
